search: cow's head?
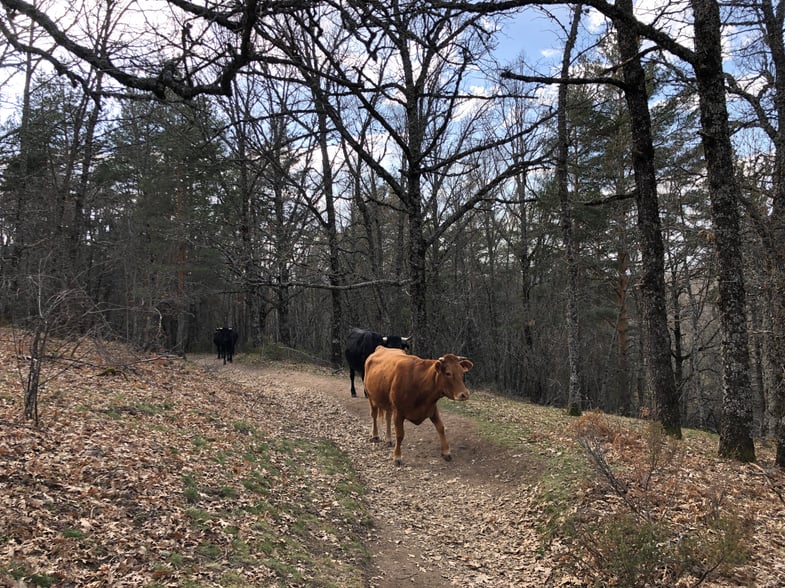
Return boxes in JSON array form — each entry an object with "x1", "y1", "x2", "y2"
[
  {"x1": 382, "y1": 335, "x2": 412, "y2": 352},
  {"x1": 436, "y1": 354, "x2": 474, "y2": 401}
]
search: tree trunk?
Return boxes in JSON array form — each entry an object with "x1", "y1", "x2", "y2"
[
  {"x1": 316, "y1": 102, "x2": 344, "y2": 367},
  {"x1": 615, "y1": 0, "x2": 682, "y2": 437},
  {"x1": 615, "y1": 247, "x2": 631, "y2": 415},
  {"x1": 5, "y1": 18, "x2": 39, "y2": 320},
  {"x1": 691, "y1": 0, "x2": 755, "y2": 461},
  {"x1": 557, "y1": 5, "x2": 583, "y2": 415},
  {"x1": 236, "y1": 116, "x2": 260, "y2": 348},
  {"x1": 350, "y1": 166, "x2": 389, "y2": 327},
  {"x1": 24, "y1": 324, "x2": 46, "y2": 426},
  {"x1": 70, "y1": 81, "x2": 103, "y2": 274},
  {"x1": 758, "y1": 0, "x2": 785, "y2": 466},
  {"x1": 408, "y1": 196, "x2": 430, "y2": 356}
]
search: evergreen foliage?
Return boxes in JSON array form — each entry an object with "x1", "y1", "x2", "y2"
[{"x1": 0, "y1": 0, "x2": 781, "y2": 450}]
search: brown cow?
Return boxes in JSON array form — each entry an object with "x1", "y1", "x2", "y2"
[{"x1": 363, "y1": 346, "x2": 474, "y2": 465}]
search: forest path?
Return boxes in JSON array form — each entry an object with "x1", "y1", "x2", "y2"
[{"x1": 194, "y1": 357, "x2": 573, "y2": 588}]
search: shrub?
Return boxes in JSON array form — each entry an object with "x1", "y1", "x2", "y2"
[
  {"x1": 567, "y1": 512, "x2": 663, "y2": 586},
  {"x1": 563, "y1": 415, "x2": 753, "y2": 587}
]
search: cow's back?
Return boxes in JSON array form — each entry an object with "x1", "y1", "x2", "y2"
[
  {"x1": 345, "y1": 329, "x2": 381, "y2": 367},
  {"x1": 363, "y1": 346, "x2": 411, "y2": 407}
]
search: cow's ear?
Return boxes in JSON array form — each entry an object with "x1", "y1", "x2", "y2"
[
  {"x1": 436, "y1": 357, "x2": 446, "y2": 372},
  {"x1": 459, "y1": 359, "x2": 474, "y2": 372}
]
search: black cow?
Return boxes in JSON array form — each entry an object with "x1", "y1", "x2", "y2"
[
  {"x1": 213, "y1": 328, "x2": 223, "y2": 359},
  {"x1": 345, "y1": 328, "x2": 410, "y2": 397},
  {"x1": 214, "y1": 327, "x2": 239, "y2": 364}
]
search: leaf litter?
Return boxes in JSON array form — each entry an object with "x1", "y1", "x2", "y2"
[{"x1": 0, "y1": 331, "x2": 783, "y2": 587}]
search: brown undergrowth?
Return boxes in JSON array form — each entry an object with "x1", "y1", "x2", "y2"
[
  {"x1": 562, "y1": 411, "x2": 783, "y2": 587},
  {"x1": 1, "y1": 331, "x2": 783, "y2": 587}
]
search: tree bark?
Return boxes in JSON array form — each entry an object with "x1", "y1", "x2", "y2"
[
  {"x1": 691, "y1": 0, "x2": 755, "y2": 461},
  {"x1": 315, "y1": 100, "x2": 344, "y2": 367},
  {"x1": 557, "y1": 5, "x2": 583, "y2": 415},
  {"x1": 757, "y1": 0, "x2": 785, "y2": 466},
  {"x1": 615, "y1": 0, "x2": 682, "y2": 437}
]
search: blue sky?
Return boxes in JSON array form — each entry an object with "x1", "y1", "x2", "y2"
[{"x1": 491, "y1": 6, "x2": 580, "y2": 71}]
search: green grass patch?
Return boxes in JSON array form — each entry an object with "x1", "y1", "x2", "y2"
[
  {"x1": 182, "y1": 474, "x2": 200, "y2": 504},
  {"x1": 442, "y1": 391, "x2": 590, "y2": 537},
  {"x1": 232, "y1": 420, "x2": 257, "y2": 435},
  {"x1": 212, "y1": 450, "x2": 230, "y2": 466},
  {"x1": 191, "y1": 435, "x2": 209, "y2": 449},
  {"x1": 183, "y1": 485, "x2": 199, "y2": 504},
  {"x1": 29, "y1": 573, "x2": 57, "y2": 588},
  {"x1": 195, "y1": 541, "x2": 222, "y2": 561},
  {"x1": 171, "y1": 432, "x2": 369, "y2": 587},
  {"x1": 166, "y1": 552, "x2": 186, "y2": 568},
  {"x1": 184, "y1": 508, "x2": 212, "y2": 529},
  {"x1": 217, "y1": 485, "x2": 238, "y2": 499},
  {"x1": 218, "y1": 571, "x2": 249, "y2": 587},
  {"x1": 241, "y1": 470, "x2": 274, "y2": 494},
  {"x1": 134, "y1": 401, "x2": 173, "y2": 415}
]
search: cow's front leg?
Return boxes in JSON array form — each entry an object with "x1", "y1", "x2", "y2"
[
  {"x1": 430, "y1": 408, "x2": 451, "y2": 461},
  {"x1": 393, "y1": 414, "x2": 405, "y2": 466}
]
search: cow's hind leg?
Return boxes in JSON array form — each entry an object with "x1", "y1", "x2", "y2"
[
  {"x1": 350, "y1": 368, "x2": 357, "y2": 397},
  {"x1": 369, "y1": 402, "x2": 380, "y2": 442},
  {"x1": 393, "y1": 415, "x2": 405, "y2": 466},
  {"x1": 385, "y1": 410, "x2": 393, "y2": 447},
  {"x1": 430, "y1": 407, "x2": 452, "y2": 461}
]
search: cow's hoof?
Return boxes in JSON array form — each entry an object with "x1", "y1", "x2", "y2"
[
  {"x1": 386, "y1": 440, "x2": 394, "y2": 448},
  {"x1": 442, "y1": 453, "x2": 452, "y2": 462},
  {"x1": 394, "y1": 458, "x2": 402, "y2": 467},
  {"x1": 351, "y1": 392, "x2": 357, "y2": 398},
  {"x1": 370, "y1": 436, "x2": 380, "y2": 443}
]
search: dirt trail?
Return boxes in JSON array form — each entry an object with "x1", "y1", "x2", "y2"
[{"x1": 197, "y1": 358, "x2": 570, "y2": 588}]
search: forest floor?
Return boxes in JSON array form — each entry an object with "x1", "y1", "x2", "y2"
[{"x1": 1, "y1": 331, "x2": 784, "y2": 587}]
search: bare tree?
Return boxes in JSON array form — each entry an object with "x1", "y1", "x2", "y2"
[
  {"x1": 17, "y1": 264, "x2": 101, "y2": 425},
  {"x1": 688, "y1": 0, "x2": 755, "y2": 461},
  {"x1": 449, "y1": 0, "x2": 754, "y2": 458},
  {"x1": 727, "y1": 0, "x2": 785, "y2": 465},
  {"x1": 613, "y1": 0, "x2": 681, "y2": 436},
  {"x1": 258, "y1": 1, "x2": 537, "y2": 354},
  {"x1": 0, "y1": 0, "x2": 275, "y2": 99},
  {"x1": 556, "y1": 4, "x2": 584, "y2": 415}
]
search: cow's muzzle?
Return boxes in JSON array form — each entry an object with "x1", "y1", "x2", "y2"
[{"x1": 456, "y1": 390, "x2": 470, "y2": 401}]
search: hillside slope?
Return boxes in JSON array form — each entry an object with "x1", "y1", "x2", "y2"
[{"x1": 1, "y1": 333, "x2": 783, "y2": 586}]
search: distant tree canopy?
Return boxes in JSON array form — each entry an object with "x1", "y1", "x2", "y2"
[{"x1": 1, "y1": 0, "x2": 784, "y2": 464}]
